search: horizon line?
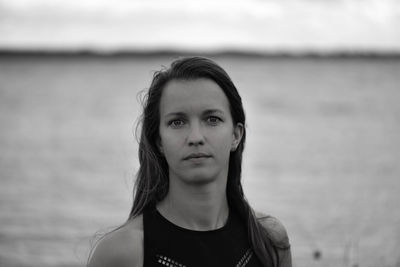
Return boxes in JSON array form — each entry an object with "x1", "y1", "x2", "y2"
[{"x1": 1, "y1": 48, "x2": 400, "y2": 59}]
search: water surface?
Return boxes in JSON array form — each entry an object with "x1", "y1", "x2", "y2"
[{"x1": 0, "y1": 55, "x2": 399, "y2": 267}]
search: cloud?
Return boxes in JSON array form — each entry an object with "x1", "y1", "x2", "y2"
[{"x1": 0, "y1": 0, "x2": 399, "y2": 52}]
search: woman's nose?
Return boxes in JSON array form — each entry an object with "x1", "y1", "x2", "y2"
[{"x1": 187, "y1": 124, "x2": 205, "y2": 146}]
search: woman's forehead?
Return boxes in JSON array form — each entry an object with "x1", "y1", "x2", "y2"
[{"x1": 160, "y1": 79, "x2": 231, "y2": 115}]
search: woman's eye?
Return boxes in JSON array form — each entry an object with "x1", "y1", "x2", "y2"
[
  {"x1": 207, "y1": 116, "x2": 221, "y2": 125},
  {"x1": 169, "y1": 119, "x2": 185, "y2": 128}
]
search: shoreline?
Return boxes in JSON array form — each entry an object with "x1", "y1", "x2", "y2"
[{"x1": 1, "y1": 49, "x2": 400, "y2": 59}]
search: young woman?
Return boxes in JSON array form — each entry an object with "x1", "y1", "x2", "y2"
[{"x1": 88, "y1": 56, "x2": 291, "y2": 267}]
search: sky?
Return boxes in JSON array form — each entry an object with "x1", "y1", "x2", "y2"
[{"x1": 0, "y1": 0, "x2": 399, "y2": 53}]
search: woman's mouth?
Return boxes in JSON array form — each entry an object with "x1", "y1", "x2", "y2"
[{"x1": 184, "y1": 153, "x2": 212, "y2": 160}]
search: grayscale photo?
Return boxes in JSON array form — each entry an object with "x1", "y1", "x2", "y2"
[{"x1": 0, "y1": 1, "x2": 399, "y2": 267}]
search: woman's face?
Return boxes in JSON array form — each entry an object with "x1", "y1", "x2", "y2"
[{"x1": 158, "y1": 78, "x2": 243, "y2": 186}]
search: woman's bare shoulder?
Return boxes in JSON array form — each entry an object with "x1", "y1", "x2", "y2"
[
  {"x1": 255, "y1": 211, "x2": 290, "y2": 249},
  {"x1": 88, "y1": 214, "x2": 144, "y2": 267}
]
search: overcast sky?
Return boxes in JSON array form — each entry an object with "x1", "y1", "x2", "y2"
[{"x1": 0, "y1": 0, "x2": 399, "y2": 53}]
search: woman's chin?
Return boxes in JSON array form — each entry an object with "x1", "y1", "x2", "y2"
[{"x1": 179, "y1": 170, "x2": 220, "y2": 185}]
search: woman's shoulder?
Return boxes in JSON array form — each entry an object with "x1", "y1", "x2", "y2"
[
  {"x1": 255, "y1": 211, "x2": 290, "y2": 249},
  {"x1": 88, "y1": 214, "x2": 144, "y2": 267}
]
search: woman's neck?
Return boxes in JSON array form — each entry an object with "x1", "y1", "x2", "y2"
[{"x1": 157, "y1": 179, "x2": 229, "y2": 231}]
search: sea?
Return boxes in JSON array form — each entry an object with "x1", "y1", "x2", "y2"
[{"x1": 0, "y1": 54, "x2": 399, "y2": 267}]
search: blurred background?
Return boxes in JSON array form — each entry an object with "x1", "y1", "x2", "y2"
[{"x1": 0, "y1": 0, "x2": 399, "y2": 266}]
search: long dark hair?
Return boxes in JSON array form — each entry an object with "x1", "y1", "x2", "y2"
[{"x1": 131, "y1": 56, "x2": 279, "y2": 266}]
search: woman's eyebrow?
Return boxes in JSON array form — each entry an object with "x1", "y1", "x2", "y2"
[
  {"x1": 164, "y1": 111, "x2": 186, "y2": 118},
  {"x1": 164, "y1": 109, "x2": 225, "y2": 118},
  {"x1": 203, "y1": 109, "x2": 225, "y2": 115}
]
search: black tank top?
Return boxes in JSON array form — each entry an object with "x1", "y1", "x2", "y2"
[{"x1": 143, "y1": 206, "x2": 263, "y2": 267}]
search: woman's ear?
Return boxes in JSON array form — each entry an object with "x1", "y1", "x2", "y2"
[{"x1": 231, "y1": 123, "x2": 244, "y2": 151}]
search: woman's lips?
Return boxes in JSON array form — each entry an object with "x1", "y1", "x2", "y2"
[{"x1": 183, "y1": 153, "x2": 212, "y2": 160}]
